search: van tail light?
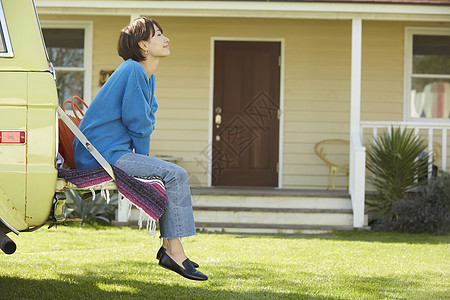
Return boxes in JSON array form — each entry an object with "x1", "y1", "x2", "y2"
[{"x1": 0, "y1": 131, "x2": 26, "y2": 144}]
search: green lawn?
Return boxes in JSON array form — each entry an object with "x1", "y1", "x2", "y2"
[{"x1": 1, "y1": 225, "x2": 449, "y2": 299}]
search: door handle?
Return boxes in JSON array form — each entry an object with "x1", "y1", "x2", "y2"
[
  {"x1": 215, "y1": 114, "x2": 222, "y2": 127},
  {"x1": 215, "y1": 106, "x2": 222, "y2": 129}
]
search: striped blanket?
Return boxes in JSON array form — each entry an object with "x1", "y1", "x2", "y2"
[{"x1": 57, "y1": 165, "x2": 168, "y2": 231}]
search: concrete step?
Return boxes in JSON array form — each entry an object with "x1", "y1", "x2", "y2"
[
  {"x1": 189, "y1": 189, "x2": 365, "y2": 234},
  {"x1": 192, "y1": 195, "x2": 353, "y2": 210},
  {"x1": 194, "y1": 222, "x2": 356, "y2": 235},
  {"x1": 119, "y1": 188, "x2": 368, "y2": 234},
  {"x1": 193, "y1": 206, "x2": 353, "y2": 225},
  {"x1": 193, "y1": 205, "x2": 355, "y2": 233}
]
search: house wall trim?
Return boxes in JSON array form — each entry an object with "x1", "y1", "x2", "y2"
[{"x1": 36, "y1": 1, "x2": 450, "y2": 22}]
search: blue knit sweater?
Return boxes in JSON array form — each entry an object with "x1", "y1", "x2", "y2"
[{"x1": 73, "y1": 59, "x2": 157, "y2": 169}]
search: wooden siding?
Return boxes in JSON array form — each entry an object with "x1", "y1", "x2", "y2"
[
  {"x1": 38, "y1": 14, "x2": 450, "y2": 189},
  {"x1": 150, "y1": 18, "x2": 355, "y2": 188},
  {"x1": 361, "y1": 21, "x2": 450, "y2": 186},
  {"x1": 362, "y1": 21, "x2": 405, "y2": 122},
  {"x1": 283, "y1": 20, "x2": 352, "y2": 189}
]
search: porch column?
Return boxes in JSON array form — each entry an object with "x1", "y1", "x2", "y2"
[
  {"x1": 349, "y1": 17, "x2": 362, "y2": 193},
  {"x1": 349, "y1": 18, "x2": 366, "y2": 228},
  {"x1": 350, "y1": 18, "x2": 361, "y2": 135},
  {"x1": 117, "y1": 13, "x2": 142, "y2": 224}
]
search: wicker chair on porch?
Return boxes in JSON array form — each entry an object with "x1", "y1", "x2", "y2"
[
  {"x1": 314, "y1": 139, "x2": 350, "y2": 190},
  {"x1": 432, "y1": 141, "x2": 442, "y2": 164}
]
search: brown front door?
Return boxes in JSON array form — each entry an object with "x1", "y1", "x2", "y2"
[{"x1": 212, "y1": 41, "x2": 280, "y2": 187}]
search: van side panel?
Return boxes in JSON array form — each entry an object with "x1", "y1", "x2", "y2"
[
  {"x1": 0, "y1": 73, "x2": 27, "y2": 105},
  {"x1": 0, "y1": 101, "x2": 27, "y2": 230},
  {"x1": 26, "y1": 72, "x2": 57, "y2": 227},
  {"x1": 0, "y1": 73, "x2": 57, "y2": 231}
]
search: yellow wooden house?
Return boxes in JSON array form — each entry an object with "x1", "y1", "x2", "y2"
[{"x1": 36, "y1": 0, "x2": 450, "y2": 233}]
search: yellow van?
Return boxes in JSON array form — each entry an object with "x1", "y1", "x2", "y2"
[{"x1": 0, "y1": 0, "x2": 60, "y2": 254}]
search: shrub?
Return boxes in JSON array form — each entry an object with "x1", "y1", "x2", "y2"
[
  {"x1": 66, "y1": 189, "x2": 118, "y2": 225},
  {"x1": 366, "y1": 126, "x2": 431, "y2": 219},
  {"x1": 373, "y1": 171, "x2": 450, "y2": 235}
]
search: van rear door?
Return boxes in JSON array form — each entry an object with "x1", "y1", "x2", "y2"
[{"x1": 0, "y1": 0, "x2": 58, "y2": 231}]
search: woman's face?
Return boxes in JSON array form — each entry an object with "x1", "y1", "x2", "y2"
[{"x1": 143, "y1": 24, "x2": 170, "y2": 59}]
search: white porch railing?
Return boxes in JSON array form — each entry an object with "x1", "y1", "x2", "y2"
[
  {"x1": 361, "y1": 121, "x2": 450, "y2": 173},
  {"x1": 350, "y1": 121, "x2": 450, "y2": 228}
]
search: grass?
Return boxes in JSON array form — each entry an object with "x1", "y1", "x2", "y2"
[{"x1": 1, "y1": 225, "x2": 449, "y2": 299}]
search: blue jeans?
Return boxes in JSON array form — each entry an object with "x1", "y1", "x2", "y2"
[{"x1": 114, "y1": 153, "x2": 197, "y2": 239}]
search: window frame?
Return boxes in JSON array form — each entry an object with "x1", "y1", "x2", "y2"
[
  {"x1": 404, "y1": 27, "x2": 450, "y2": 122},
  {"x1": 0, "y1": 0, "x2": 13, "y2": 58},
  {"x1": 40, "y1": 20, "x2": 93, "y2": 104}
]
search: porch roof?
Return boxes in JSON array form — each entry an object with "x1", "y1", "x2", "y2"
[
  {"x1": 36, "y1": 0, "x2": 450, "y2": 22},
  {"x1": 272, "y1": 0, "x2": 450, "y2": 4}
]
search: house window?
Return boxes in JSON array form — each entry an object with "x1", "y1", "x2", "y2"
[
  {"x1": 406, "y1": 28, "x2": 450, "y2": 120},
  {"x1": 0, "y1": 2, "x2": 13, "y2": 57},
  {"x1": 41, "y1": 22, "x2": 92, "y2": 107}
]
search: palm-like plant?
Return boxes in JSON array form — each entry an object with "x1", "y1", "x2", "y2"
[
  {"x1": 366, "y1": 126, "x2": 431, "y2": 219},
  {"x1": 66, "y1": 189, "x2": 118, "y2": 225}
]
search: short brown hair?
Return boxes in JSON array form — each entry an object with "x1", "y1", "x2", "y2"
[{"x1": 117, "y1": 17, "x2": 163, "y2": 62}]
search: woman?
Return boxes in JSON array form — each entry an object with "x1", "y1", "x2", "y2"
[{"x1": 73, "y1": 17, "x2": 207, "y2": 281}]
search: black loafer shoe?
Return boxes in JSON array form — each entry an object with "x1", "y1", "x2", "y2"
[
  {"x1": 156, "y1": 246, "x2": 199, "y2": 268},
  {"x1": 156, "y1": 246, "x2": 165, "y2": 260},
  {"x1": 159, "y1": 252, "x2": 208, "y2": 281}
]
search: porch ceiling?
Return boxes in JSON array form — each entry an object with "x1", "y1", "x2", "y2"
[{"x1": 36, "y1": 0, "x2": 450, "y2": 22}]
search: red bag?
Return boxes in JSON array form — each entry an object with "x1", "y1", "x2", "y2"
[{"x1": 58, "y1": 96, "x2": 88, "y2": 169}]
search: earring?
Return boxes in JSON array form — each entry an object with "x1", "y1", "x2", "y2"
[{"x1": 145, "y1": 50, "x2": 149, "y2": 55}]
